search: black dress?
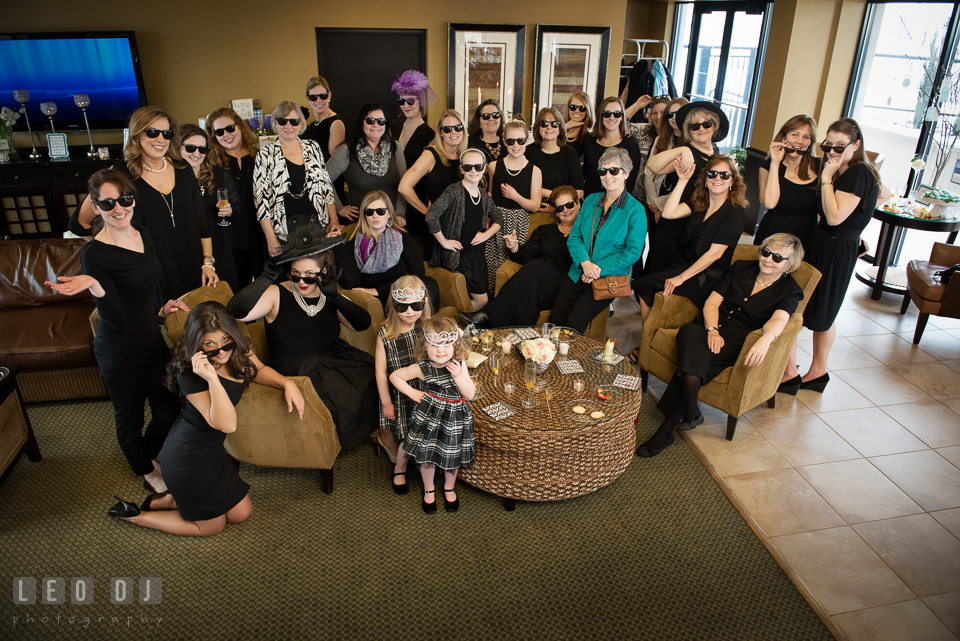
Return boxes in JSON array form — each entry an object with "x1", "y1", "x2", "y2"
[
  {"x1": 468, "y1": 134, "x2": 505, "y2": 163},
  {"x1": 409, "y1": 147, "x2": 461, "y2": 258},
  {"x1": 487, "y1": 158, "x2": 536, "y2": 292},
  {"x1": 458, "y1": 195, "x2": 489, "y2": 295},
  {"x1": 334, "y1": 231, "x2": 440, "y2": 311},
  {"x1": 754, "y1": 158, "x2": 820, "y2": 245},
  {"x1": 390, "y1": 118, "x2": 435, "y2": 170},
  {"x1": 265, "y1": 285, "x2": 377, "y2": 449},
  {"x1": 198, "y1": 166, "x2": 241, "y2": 293},
  {"x1": 160, "y1": 372, "x2": 250, "y2": 521},
  {"x1": 524, "y1": 144, "x2": 584, "y2": 197},
  {"x1": 803, "y1": 163, "x2": 879, "y2": 332},
  {"x1": 224, "y1": 154, "x2": 267, "y2": 288},
  {"x1": 582, "y1": 135, "x2": 643, "y2": 196}
]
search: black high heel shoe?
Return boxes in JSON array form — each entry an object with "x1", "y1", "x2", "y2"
[
  {"x1": 108, "y1": 496, "x2": 141, "y2": 519},
  {"x1": 459, "y1": 310, "x2": 492, "y2": 329},
  {"x1": 421, "y1": 489, "x2": 437, "y2": 515},
  {"x1": 392, "y1": 472, "x2": 409, "y2": 495},
  {"x1": 140, "y1": 492, "x2": 169, "y2": 512},
  {"x1": 444, "y1": 487, "x2": 459, "y2": 513},
  {"x1": 778, "y1": 375, "x2": 802, "y2": 396},
  {"x1": 799, "y1": 373, "x2": 830, "y2": 393}
]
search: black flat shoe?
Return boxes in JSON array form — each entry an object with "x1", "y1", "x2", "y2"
[
  {"x1": 799, "y1": 373, "x2": 830, "y2": 393},
  {"x1": 636, "y1": 432, "x2": 675, "y2": 458},
  {"x1": 778, "y1": 375, "x2": 802, "y2": 395},
  {"x1": 444, "y1": 487, "x2": 459, "y2": 513},
  {"x1": 459, "y1": 310, "x2": 492, "y2": 329},
  {"x1": 421, "y1": 490, "x2": 437, "y2": 515},
  {"x1": 676, "y1": 413, "x2": 704, "y2": 432},
  {"x1": 392, "y1": 472, "x2": 409, "y2": 495},
  {"x1": 140, "y1": 491, "x2": 169, "y2": 512},
  {"x1": 108, "y1": 496, "x2": 141, "y2": 519}
]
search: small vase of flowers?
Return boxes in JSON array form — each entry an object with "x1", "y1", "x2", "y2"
[{"x1": 520, "y1": 337, "x2": 557, "y2": 372}]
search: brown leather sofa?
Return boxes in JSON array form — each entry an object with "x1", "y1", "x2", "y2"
[{"x1": 0, "y1": 239, "x2": 107, "y2": 402}]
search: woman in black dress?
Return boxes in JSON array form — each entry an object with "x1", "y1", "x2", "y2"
[
  {"x1": 390, "y1": 70, "x2": 437, "y2": 172},
  {"x1": 525, "y1": 108, "x2": 585, "y2": 212},
  {"x1": 754, "y1": 115, "x2": 820, "y2": 245},
  {"x1": 48, "y1": 169, "x2": 187, "y2": 494},
  {"x1": 565, "y1": 91, "x2": 596, "y2": 159},
  {"x1": 467, "y1": 98, "x2": 505, "y2": 163},
  {"x1": 106, "y1": 301, "x2": 304, "y2": 536},
  {"x1": 227, "y1": 227, "x2": 378, "y2": 449},
  {"x1": 636, "y1": 233, "x2": 804, "y2": 457},
  {"x1": 68, "y1": 106, "x2": 218, "y2": 302},
  {"x1": 301, "y1": 75, "x2": 346, "y2": 162},
  {"x1": 793, "y1": 118, "x2": 880, "y2": 393},
  {"x1": 582, "y1": 96, "x2": 642, "y2": 196},
  {"x1": 461, "y1": 185, "x2": 580, "y2": 328}
]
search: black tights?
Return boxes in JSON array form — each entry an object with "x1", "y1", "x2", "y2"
[{"x1": 642, "y1": 372, "x2": 703, "y2": 452}]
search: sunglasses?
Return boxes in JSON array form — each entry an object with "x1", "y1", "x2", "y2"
[
  {"x1": 440, "y1": 124, "x2": 464, "y2": 133},
  {"x1": 667, "y1": 110, "x2": 679, "y2": 119},
  {"x1": 182, "y1": 144, "x2": 209, "y2": 154},
  {"x1": 705, "y1": 170, "x2": 732, "y2": 180},
  {"x1": 364, "y1": 117, "x2": 388, "y2": 126},
  {"x1": 276, "y1": 117, "x2": 301, "y2": 127},
  {"x1": 555, "y1": 201, "x2": 577, "y2": 211},
  {"x1": 601, "y1": 110, "x2": 624, "y2": 119},
  {"x1": 540, "y1": 120, "x2": 561, "y2": 129},
  {"x1": 505, "y1": 137, "x2": 526, "y2": 146},
  {"x1": 461, "y1": 163, "x2": 485, "y2": 172},
  {"x1": 289, "y1": 273, "x2": 320, "y2": 285},
  {"x1": 568, "y1": 104, "x2": 587, "y2": 112},
  {"x1": 480, "y1": 112, "x2": 501, "y2": 120},
  {"x1": 213, "y1": 124, "x2": 237, "y2": 137},
  {"x1": 397, "y1": 97, "x2": 417, "y2": 106},
  {"x1": 95, "y1": 195, "x2": 135, "y2": 211},
  {"x1": 306, "y1": 92, "x2": 329, "y2": 101},
  {"x1": 143, "y1": 128, "x2": 174, "y2": 140},
  {"x1": 820, "y1": 142, "x2": 853, "y2": 154},
  {"x1": 760, "y1": 247, "x2": 789, "y2": 264},
  {"x1": 393, "y1": 301, "x2": 426, "y2": 313},
  {"x1": 688, "y1": 121, "x2": 715, "y2": 131},
  {"x1": 783, "y1": 147, "x2": 805, "y2": 155},
  {"x1": 597, "y1": 167, "x2": 623, "y2": 176},
  {"x1": 202, "y1": 342, "x2": 236, "y2": 358},
  {"x1": 364, "y1": 207, "x2": 388, "y2": 217}
]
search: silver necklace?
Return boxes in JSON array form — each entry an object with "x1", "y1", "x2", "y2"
[
  {"x1": 293, "y1": 287, "x2": 326, "y2": 316},
  {"x1": 142, "y1": 157, "x2": 167, "y2": 173},
  {"x1": 755, "y1": 276, "x2": 778, "y2": 289}
]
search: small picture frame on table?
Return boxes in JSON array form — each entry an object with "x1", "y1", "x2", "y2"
[{"x1": 45, "y1": 133, "x2": 70, "y2": 162}]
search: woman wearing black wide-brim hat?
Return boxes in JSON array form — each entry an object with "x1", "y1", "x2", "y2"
[{"x1": 644, "y1": 101, "x2": 730, "y2": 275}]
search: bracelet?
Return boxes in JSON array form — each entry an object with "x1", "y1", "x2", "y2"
[
  {"x1": 705, "y1": 326, "x2": 719, "y2": 333},
  {"x1": 761, "y1": 328, "x2": 777, "y2": 341},
  {"x1": 821, "y1": 181, "x2": 833, "y2": 186},
  {"x1": 202, "y1": 263, "x2": 216, "y2": 272}
]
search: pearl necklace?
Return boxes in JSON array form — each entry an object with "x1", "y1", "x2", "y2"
[
  {"x1": 467, "y1": 187, "x2": 481, "y2": 206},
  {"x1": 142, "y1": 157, "x2": 167, "y2": 174},
  {"x1": 504, "y1": 158, "x2": 526, "y2": 176},
  {"x1": 293, "y1": 287, "x2": 326, "y2": 317}
]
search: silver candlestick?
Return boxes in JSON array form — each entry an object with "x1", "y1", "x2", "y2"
[
  {"x1": 40, "y1": 102, "x2": 57, "y2": 134},
  {"x1": 74, "y1": 94, "x2": 96, "y2": 158},
  {"x1": 12, "y1": 89, "x2": 41, "y2": 160}
]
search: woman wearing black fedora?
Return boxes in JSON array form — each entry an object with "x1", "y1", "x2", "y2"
[{"x1": 644, "y1": 101, "x2": 729, "y2": 275}]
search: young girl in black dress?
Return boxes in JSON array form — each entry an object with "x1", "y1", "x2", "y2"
[
  {"x1": 390, "y1": 317, "x2": 475, "y2": 514},
  {"x1": 107, "y1": 302, "x2": 304, "y2": 536}
]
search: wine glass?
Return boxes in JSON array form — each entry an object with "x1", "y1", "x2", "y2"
[
  {"x1": 217, "y1": 188, "x2": 230, "y2": 227},
  {"x1": 523, "y1": 361, "x2": 537, "y2": 408}
]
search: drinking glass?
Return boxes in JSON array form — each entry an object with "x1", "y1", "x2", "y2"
[
  {"x1": 217, "y1": 188, "x2": 231, "y2": 227},
  {"x1": 488, "y1": 352, "x2": 500, "y2": 379},
  {"x1": 523, "y1": 361, "x2": 537, "y2": 408},
  {"x1": 573, "y1": 379, "x2": 585, "y2": 394}
]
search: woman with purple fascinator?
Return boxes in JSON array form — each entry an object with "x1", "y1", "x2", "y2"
[{"x1": 390, "y1": 70, "x2": 438, "y2": 171}]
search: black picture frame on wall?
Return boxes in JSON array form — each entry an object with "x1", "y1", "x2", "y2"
[
  {"x1": 533, "y1": 25, "x2": 611, "y2": 119},
  {"x1": 448, "y1": 23, "x2": 525, "y2": 123},
  {"x1": 315, "y1": 28, "x2": 427, "y2": 134}
]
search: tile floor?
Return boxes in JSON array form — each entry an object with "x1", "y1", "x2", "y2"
[{"x1": 609, "y1": 252, "x2": 960, "y2": 641}]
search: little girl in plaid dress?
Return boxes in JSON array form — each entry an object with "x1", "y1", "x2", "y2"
[
  {"x1": 374, "y1": 276, "x2": 432, "y2": 493},
  {"x1": 389, "y1": 316, "x2": 475, "y2": 514}
]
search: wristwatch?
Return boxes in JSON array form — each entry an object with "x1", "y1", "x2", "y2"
[
  {"x1": 203, "y1": 255, "x2": 216, "y2": 265},
  {"x1": 705, "y1": 326, "x2": 719, "y2": 333}
]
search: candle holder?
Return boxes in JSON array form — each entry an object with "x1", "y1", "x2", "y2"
[
  {"x1": 12, "y1": 90, "x2": 41, "y2": 160},
  {"x1": 74, "y1": 94, "x2": 97, "y2": 159},
  {"x1": 40, "y1": 102, "x2": 57, "y2": 134}
]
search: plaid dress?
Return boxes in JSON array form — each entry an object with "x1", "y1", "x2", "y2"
[
  {"x1": 402, "y1": 360, "x2": 475, "y2": 470},
  {"x1": 378, "y1": 325, "x2": 420, "y2": 440}
]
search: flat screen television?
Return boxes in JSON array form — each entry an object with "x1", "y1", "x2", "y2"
[{"x1": 0, "y1": 31, "x2": 147, "y2": 132}]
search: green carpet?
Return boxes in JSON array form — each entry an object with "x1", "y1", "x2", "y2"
[{"x1": 0, "y1": 398, "x2": 832, "y2": 640}]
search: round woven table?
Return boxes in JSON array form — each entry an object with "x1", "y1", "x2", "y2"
[{"x1": 459, "y1": 328, "x2": 641, "y2": 508}]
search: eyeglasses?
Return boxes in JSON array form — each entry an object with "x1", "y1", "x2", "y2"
[
  {"x1": 182, "y1": 144, "x2": 209, "y2": 154},
  {"x1": 94, "y1": 195, "x2": 135, "y2": 211},
  {"x1": 783, "y1": 147, "x2": 805, "y2": 155},
  {"x1": 393, "y1": 301, "x2": 426, "y2": 312},
  {"x1": 555, "y1": 201, "x2": 577, "y2": 211},
  {"x1": 202, "y1": 342, "x2": 236, "y2": 358},
  {"x1": 601, "y1": 110, "x2": 624, "y2": 119},
  {"x1": 364, "y1": 207, "x2": 388, "y2": 217},
  {"x1": 597, "y1": 167, "x2": 623, "y2": 176},
  {"x1": 820, "y1": 142, "x2": 853, "y2": 154},
  {"x1": 540, "y1": 120, "x2": 561, "y2": 129},
  {"x1": 504, "y1": 137, "x2": 526, "y2": 146},
  {"x1": 480, "y1": 112, "x2": 501, "y2": 120},
  {"x1": 667, "y1": 110, "x2": 679, "y2": 119},
  {"x1": 688, "y1": 121, "x2": 715, "y2": 132},
  {"x1": 364, "y1": 117, "x2": 388, "y2": 126},
  {"x1": 143, "y1": 128, "x2": 174, "y2": 140},
  {"x1": 276, "y1": 117, "x2": 301, "y2": 126},
  {"x1": 568, "y1": 104, "x2": 587, "y2": 113},
  {"x1": 397, "y1": 97, "x2": 417, "y2": 106},
  {"x1": 213, "y1": 124, "x2": 237, "y2": 137},
  {"x1": 461, "y1": 163, "x2": 485, "y2": 172},
  {"x1": 705, "y1": 170, "x2": 732, "y2": 180},
  {"x1": 289, "y1": 272, "x2": 320, "y2": 285},
  {"x1": 440, "y1": 124, "x2": 464, "y2": 133},
  {"x1": 760, "y1": 247, "x2": 789, "y2": 264},
  {"x1": 306, "y1": 92, "x2": 329, "y2": 101}
]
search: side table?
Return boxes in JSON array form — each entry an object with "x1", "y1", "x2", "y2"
[{"x1": 0, "y1": 365, "x2": 42, "y2": 487}]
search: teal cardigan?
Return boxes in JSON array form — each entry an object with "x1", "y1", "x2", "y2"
[{"x1": 567, "y1": 190, "x2": 647, "y2": 283}]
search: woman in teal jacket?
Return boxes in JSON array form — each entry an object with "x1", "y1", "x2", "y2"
[{"x1": 549, "y1": 147, "x2": 647, "y2": 332}]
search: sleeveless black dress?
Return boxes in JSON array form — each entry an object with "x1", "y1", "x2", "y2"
[
  {"x1": 160, "y1": 372, "x2": 249, "y2": 521},
  {"x1": 754, "y1": 158, "x2": 820, "y2": 245}
]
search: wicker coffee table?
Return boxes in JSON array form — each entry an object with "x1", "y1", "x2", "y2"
[{"x1": 459, "y1": 328, "x2": 641, "y2": 509}]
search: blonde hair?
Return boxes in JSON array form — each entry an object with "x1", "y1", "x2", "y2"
[
  {"x1": 381, "y1": 275, "x2": 433, "y2": 340},
  {"x1": 415, "y1": 317, "x2": 468, "y2": 362},
  {"x1": 428, "y1": 109, "x2": 467, "y2": 167},
  {"x1": 758, "y1": 233, "x2": 805, "y2": 274},
  {"x1": 124, "y1": 106, "x2": 182, "y2": 178},
  {"x1": 271, "y1": 101, "x2": 307, "y2": 135},
  {"x1": 682, "y1": 108, "x2": 720, "y2": 144},
  {"x1": 503, "y1": 119, "x2": 528, "y2": 138},
  {"x1": 350, "y1": 190, "x2": 405, "y2": 240}
]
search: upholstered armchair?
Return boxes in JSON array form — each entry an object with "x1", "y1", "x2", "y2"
[
  {"x1": 901, "y1": 242, "x2": 960, "y2": 344},
  {"x1": 637, "y1": 244, "x2": 821, "y2": 440}
]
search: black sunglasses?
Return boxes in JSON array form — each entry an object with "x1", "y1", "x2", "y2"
[
  {"x1": 705, "y1": 170, "x2": 732, "y2": 180},
  {"x1": 480, "y1": 112, "x2": 501, "y2": 120},
  {"x1": 667, "y1": 110, "x2": 679, "y2": 119},
  {"x1": 760, "y1": 247, "x2": 789, "y2": 264},
  {"x1": 306, "y1": 92, "x2": 329, "y2": 101},
  {"x1": 555, "y1": 201, "x2": 577, "y2": 211},
  {"x1": 688, "y1": 121, "x2": 715, "y2": 132},
  {"x1": 441, "y1": 124, "x2": 464, "y2": 133},
  {"x1": 364, "y1": 117, "x2": 388, "y2": 126},
  {"x1": 182, "y1": 144, "x2": 209, "y2": 154},
  {"x1": 783, "y1": 147, "x2": 805, "y2": 155},
  {"x1": 601, "y1": 110, "x2": 624, "y2": 119},
  {"x1": 461, "y1": 163, "x2": 485, "y2": 172},
  {"x1": 597, "y1": 167, "x2": 623, "y2": 176},
  {"x1": 394, "y1": 301, "x2": 426, "y2": 313},
  {"x1": 143, "y1": 128, "x2": 174, "y2": 140},
  {"x1": 820, "y1": 142, "x2": 853, "y2": 154},
  {"x1": 364, "y1": 207, "x2": 388, "y2": 217},
  {"x1": 213, "y1": 124, "x2": 237, "y2": 137},
  {"x1": 504, "y1": 137, "x2": 526, "y2": 146},
  {"x1": 568, "y1": 104, "x2": 587, "y2": 112},
  {"x1": 397, "y1": 97, "x2": 417, "y2": 106},
  {"x1": 202, "y1": 342, "x2": 236, "y2": 358},
  {"x1": 540, "y1": 120, "x2": 560, "y2": 129},
  {"x1": 289, "y1": 273, "x2": 321, "y2": 285},
  {"x1": 95, "y1": 195, "x2": 135, "y2": 211},
  {"x1": 276, "y1": 117, "x2": 301, "y2": 126}
]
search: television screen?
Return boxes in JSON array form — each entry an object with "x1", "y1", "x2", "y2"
[{"x1": 0, "y1": 31, "x2": 147, "y2": 132}]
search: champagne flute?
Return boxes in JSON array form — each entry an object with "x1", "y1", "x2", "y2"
[
  {"x1": 489, "y1": 351, "x2": 500, "y2": 379},
  {"x1": 217, "y1": 188, "x2": 231, "y2": 227},
  {"x1": 523, "y1": 361, "x2": 537, "y2": 408}
]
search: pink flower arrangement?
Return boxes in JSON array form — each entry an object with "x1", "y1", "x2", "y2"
[{"x1": 520, "y1": 338, "x2": 557, "y2": 366}]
